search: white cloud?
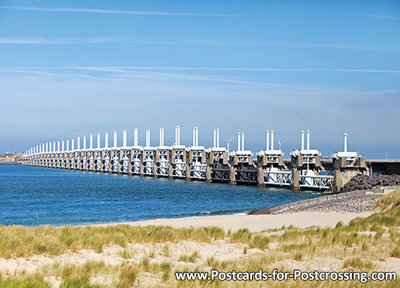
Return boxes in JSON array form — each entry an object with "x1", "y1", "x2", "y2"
[
  {"x1": 269, "y1": 3, "x2": 400, "y2": 21},
  {"x1": 0, "y1": 6, "x2": 236, "y2": 17},
  {"x1": 3, "y1": 66, "x2": 400, "y2": 74},
  {"x1": 0, "y1": 36, "x2": 396, "y2": 51}
]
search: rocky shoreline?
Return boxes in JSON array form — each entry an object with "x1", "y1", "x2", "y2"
[
  {"x1": 341, "y1": 174, "x2": 400, "y2": 192},
  {"x1": 250, "y1": 174, "x2": 400, "y2": 215},
  {"x1": 249, "y1": 192, "x2": 382, "y2": 215}
]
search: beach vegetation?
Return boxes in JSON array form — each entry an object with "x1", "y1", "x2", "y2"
[
  {"x1": 0, "y1": 225, "x2": 225, "y2": 258},
  {"x1": 162, "y1": 245, "x2": 170, "y2": 257},
  {"x1": 118, "y1": 249, "x2": 133, "y2": 259},
  {"x1": 342, "y1": 257, "x2": 374, "y2": 270},
  {"x1": 0, "y1": 273, "x2": 50, "y2": 288},
  {"x1": 179, "y1": 251, "x2": 200, "y2": 263},
  {"x1": 117, "y1": 264, "x2": 137, "y2": 288}
]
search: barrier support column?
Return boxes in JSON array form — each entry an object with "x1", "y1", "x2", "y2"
[
  {"x1": 153, "y1": 150, "x2": 159, "y2": 178},
  {"x1": 168, "y1": 149, "x2": 174, "y2": 179},
  {"x1": 206, "y1": 152, "x2": 212, "y2": 183},
  {"x1": 291, "y1": 154, "x2": 303, "y2": 190},
  {"x1": 257, "y1": 167, "x2": 265, "y2": 187},
  {"x1": 100, "y1": 150, "x2": 105, "y2": 174},
  {"x1": 85, "y1": 151, "x2": 89, "y2": 171},
  {"x1": 186, "y1": 150, "x2": 192, "y2": 181},
  {"x1": 128, "y1": 149, "x2": 133, "y2": 176},
  {"x1": 117, "y1": 150, "x2": 122, "y2": 174},
  {"x1": 140, "y1": 152, "x2": 144, "y2": 176}
]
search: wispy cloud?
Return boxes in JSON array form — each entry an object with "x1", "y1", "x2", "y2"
[
  {"x1": 13, "y1": 66, "x2": 400, "y2": 74},
  {"x1": 0, "y1": 37, "x2": 395, "y2": 51},
  {"x1": 270, "y1": 3, "x2": 400, "y2": 21},
  {"x1": 0, "y1": 67, "x2": 281, "y2": 86},
  {"x1": 1, "y1": 66, "x2": 399, "y2": 94},
  {"x1": 0, "y1": 6, "x2": 237, "y2": 17},
  {"x1": 0, "y1": 37, "x2": 116, "y2": 45},
  {"x1": 2, "y1": 67, "x2": 398, "y2": 100}
]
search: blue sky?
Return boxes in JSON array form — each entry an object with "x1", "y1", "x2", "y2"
[{"x1": 0, "y1": 0, "x2": 399, "y2": 158}]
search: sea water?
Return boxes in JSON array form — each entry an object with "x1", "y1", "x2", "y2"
[{"x1": 0, "y1": 165, "x2": 320, "y2": 226}]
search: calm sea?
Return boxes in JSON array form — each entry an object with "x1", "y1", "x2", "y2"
[{"x1": 0, "y1": 165, "x2": 320, "y2": 226}]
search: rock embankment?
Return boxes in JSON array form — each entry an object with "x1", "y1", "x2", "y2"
[
  {"x1": 249, "y1": 192, "x2": 380, "y2": 215},
  {"x1": 276, "y1": 196, "x2": 377, "y2": 214},
  {"x1": 341, "y1": 174, "x2": 400, "y2": 192}
]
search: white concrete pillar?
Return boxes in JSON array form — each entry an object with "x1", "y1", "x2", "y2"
[
  {"x1": 105, "y1": 133, "x2": 108, "y2": 149},
  {"x1": 146, "y1": 129, "x2": 150, "y2": 147},
  {"x1": 77, "y1": 137, "x2": 80, "y2": 150},
  {"x1": 83, "y1": 136, "x2": 86, "y2": 150},
  {"x1": 174, "y1": 125, "x2": 181, "y2": 146},
  {"x1": 113, "y1": 131, "x2": 117, "y2": 148},
  {"x1": 97, "y1": 134, "x2": 100, "y2": 149},
  {"x1": 62, "y1": 141, "x2": 65, "y2": 152},
  {"x1": 159, "y1": 128, "x2": 164, "y2": 146},
  {"x1": 193, "y1": 127, "x2": 196, "y2": 147},
  {"x1": 213, "y1": 129, "x2": 216, "y2": 148},
  {"x1": 196, "y1": 127, "x2": 199, "y2": 147},
  {"x1": 177, "y1": 125, "x2": 180, "y2": 146},
  {"x1": 266, "y1": 130, "x2": 270, "y2": 151},
  {"x1": 237, "y1": 133, "x2": 241, "y2": 151},
  {"x1": 123, "y1": 130, "x2": 127, "y2": 147},
  {"x1": 71, "y1": 139, "x2": 75, "y2": 151},
  {"x1": 174, "y1": 126, "x2": 177, "y2": 146},
  {"x1": 241, "y1": 132, "x2": 245, "y2": 151},
  {"x1": 57, "y1": 141, "x2": 60, "y2": 152},
  {"x1": 344, "y1": 133, "x2": 348, "y2": 153},
  {"x1": 90, "y1": 135, "x2": 93, "y2": 149},
  {"x1": 271, "y1": 130, "x2": 274, "y2": 151},
  {"x1": 45, "y1": 142, "x2": 48, "y2": 153},
  {"x1": 53, "y1": 142, "x2": 56, "y2": 152},
  {"x1": 66, "y1": 140, "x2": 69, "y2": 152},
  {"x1": 301, "y1": 130, "x2": 305, "y2": 151},
  {"x1": 307, "y1": 130, "x2": 310, "y2": 150},
  {"x1": 216, "y1": 129, "x2": 220, "y2": 148},
  {"x1": 134, "y1": 128, "x2": 138, "y2": 147}
]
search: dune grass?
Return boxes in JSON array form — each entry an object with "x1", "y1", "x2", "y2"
[
  {"x1": 0, "y1": 273, "x2": 50, "y2": 288},
  {"x1": 0, "y1": 225, "x2": 225, "y2": 258},
  {"x1": 0, "y1": 190, "x2": 399, "y2": 287}
]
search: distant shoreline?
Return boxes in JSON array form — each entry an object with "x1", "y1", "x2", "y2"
[{"x1": 0, "y1": 162, "x2": 17, "y2": 165}]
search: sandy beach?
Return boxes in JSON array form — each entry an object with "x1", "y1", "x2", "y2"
[
  {"x1": 119, "y1": 211, "x2": 372, "y2": 232},
  {"x1": 1, "y1": 207, "x2": 399, "y2": 287}
]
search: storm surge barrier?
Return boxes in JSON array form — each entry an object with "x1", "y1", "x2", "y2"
[{"x1": 20, "y1": 127, "x2": 399, "y2": 192}]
